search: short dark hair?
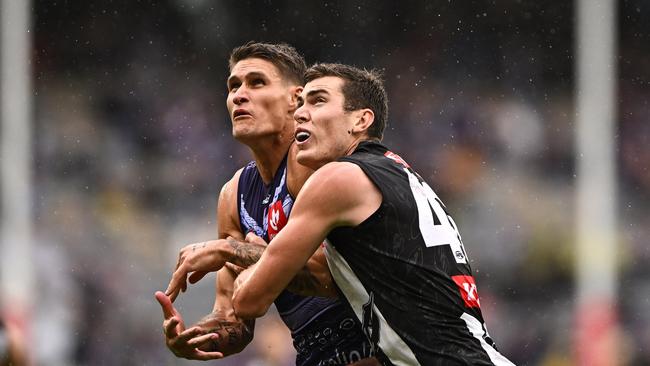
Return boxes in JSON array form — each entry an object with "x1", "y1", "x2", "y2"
[
  {"x1": 304, "y1": 63, "x2": 388, "y2": 140},
  {"x1": 229, "y1": 42, "x2": 306, "y2": 85}
]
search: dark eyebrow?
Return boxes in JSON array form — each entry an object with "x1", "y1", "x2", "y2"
[
  {"x1": 245, "y1": 71, "x2": 268, "y2": 80},
  {"x1": 227, "y1": 71, "x2": 269, "y2": 87},
  {"x1": 226, "y1": 75, "x2": 239, "y2": 89},
  {"x1": 305, "y1": 89, "x2": 330, "y2": 99}
]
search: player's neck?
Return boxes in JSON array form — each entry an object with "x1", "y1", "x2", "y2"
[
  {"x1": 343, "y1": 137, "x2": 370, "y2": 157},
  {"x1": 248, "y1": 135, "x2": 294, "y2": 185}
]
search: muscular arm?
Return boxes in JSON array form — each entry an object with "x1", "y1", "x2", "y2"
[
  {"x1": 232, "y1": 162, "x2": 382, "y2": 318},
  {"x1": 210, "y1": 161, "x2": 335, "y2": 297},
  {"x1": 196, "y1": 171, "x2": 332, "y2": 356},
  {"x1": 284, "y1": 142, "x2": 337, "y2": 296},
  {"x1": 199, "y1": 264, "x2": 254, "y2": 356},
  {"x1": 204, "y1": 172, "x2": 255, "y2": 355},
  {"x1": 198, "y1": 167, "x2": 332, "y2": 357},
  {"x1": 225, "y1": 236, "x2": 336, "y2": 297},
  {"x1": 166, "y1": 172, "x2": 338, "y2": 300},
  {"x1": 160, "y1": 172, "x2": 255, "y2": 359}
]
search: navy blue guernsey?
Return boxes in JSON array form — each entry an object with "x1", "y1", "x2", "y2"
[{"x1": 237, "y1": 152, "x2": 373, "y2": 366}]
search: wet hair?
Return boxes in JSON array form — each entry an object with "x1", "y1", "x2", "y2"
[
  {"x1": 229, "y1": 41, "x2": 306, "y2": 85},
  {"x1": 304, "y1": 63, "x2": 388, "y2": 140}
]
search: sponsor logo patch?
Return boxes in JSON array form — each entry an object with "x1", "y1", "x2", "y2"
[
  {"x1": 451, "y1": 275, "x2": 481, "y2": 308},
  {"x1": 384, "y1": 151, "x2": 410, "y2": 168},
  {"x1": 267, "y1": 200, "x2": 287, "y2": 240}
]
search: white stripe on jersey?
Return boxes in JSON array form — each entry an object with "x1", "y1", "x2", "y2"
[
  {"x1": 323, "y1": 240, "x2": 421, "y2": 366},
  {"x1": 272, "y1": 166, "x2": 287, "y2": 202},
  {"x1": 460, "y1": 313, "x2": 516, "y2": 366}
]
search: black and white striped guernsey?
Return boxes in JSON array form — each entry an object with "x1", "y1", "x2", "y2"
[{"x1": 324, "y1": 141, "x2": 515, "y2": 366}]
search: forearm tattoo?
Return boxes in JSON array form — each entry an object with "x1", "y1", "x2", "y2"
[
  {"x1": 198, "y1": 312, "x2": 254, "y2": 355},
  {"x1": 286, "y1": 267, "x2": 324, "y2": 297},
  {"x1": 226, "y1": 238, "x2": 325, "y2": 296},
  {"x1": 227, "y1": 237, "x2": 265, "y2": 268}
]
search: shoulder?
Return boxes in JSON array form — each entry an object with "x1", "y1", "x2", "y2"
[
  {"x1": 296, "y1": 161, "x2": 381, "y2": 227},
  {"x1": 302, "y1": 161, "x2": 367, "y2": 190},
  {"x1": 219, "y1": 168, "x2": 245, "y2": 202},
  {"x1": 217, "y1": 168, "x2": 245, "y2": 239},
  {"x1": 235, "y1": 160, "x2": 258, "y2": 184},
  {"x1": 314, "y1": 161, "x2": 366, "y2": 180}
]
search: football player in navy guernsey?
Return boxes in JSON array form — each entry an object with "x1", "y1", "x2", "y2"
[
  {"x1": 227, "y1": 64, "x2": 516, "y2": 365},
  {"x1": 157, "y1": 44, "x2": 377, "y2": 365}
]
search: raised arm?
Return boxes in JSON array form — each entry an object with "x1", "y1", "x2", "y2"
[
  {"x1": 232, "y1": 162, "x2": 382, "y2": 319},
  {"x1": 284, "y1": 143, "x2": 337, "y2": 297},
  {"x1": 159, "y1": 171, "x2": 255, "y2": 359},
  {"x1": 199, "y1": 172, "x2": 256, "y2": 356},
  {"x1": 161, "y1": 167, "x2": 332, "y2": 359}
]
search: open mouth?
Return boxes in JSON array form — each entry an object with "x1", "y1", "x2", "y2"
[
  {"x1": 295, "y1": 131, "x2": 311, "y2": 143},
  {"x1": 233, "y1": 110, "x2": 251, "y2": 118}
]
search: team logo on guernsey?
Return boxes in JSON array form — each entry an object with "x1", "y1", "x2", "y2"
[
  {"x1": 451, "y1": 275, "x2": 481, "y2": 308},
  {"x1": 384, "y1": 151, "x2": 410, "y2": 168},
  {"x1": 267, "y1": 200, "x2": 287, "y2": 240}
]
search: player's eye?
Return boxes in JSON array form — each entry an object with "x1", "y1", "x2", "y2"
[
  {"x1": 251, "y1": 78, "x2": 265, "y2": 86},
  {"x1": 228, "y1": 82, "x2": 240, "y2": 92},
  {"x1": 315, "y1": 97, "x2": 326, "y2": 104}
]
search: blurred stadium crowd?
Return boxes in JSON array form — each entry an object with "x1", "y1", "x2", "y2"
[{"x1": 14, "y1": 0, "x2": 649, "y2": 365}]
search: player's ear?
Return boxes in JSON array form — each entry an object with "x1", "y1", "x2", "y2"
[
  {"x1": 353, "y1": 108, "x2": 375, "y2": 134},
  {"x1": 289, "y1": 86, "x2": 303, "y2": 109}
]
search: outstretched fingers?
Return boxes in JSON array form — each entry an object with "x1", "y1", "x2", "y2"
[
  {"x1": 164, "y1": 318, "x2": 181, "y2": 338},
  {"x1": 165, "y1": 265, "x2": 189, "y2": 301},
  {"x1": 188, "y1": 271, "x2": 208, "y2": 284},
  {"x1": 155, "y1": 291, "x2": 176, "y2": 319},
  {"x1": 171, "y1": 329, "x2": 223, "y2": 360}
]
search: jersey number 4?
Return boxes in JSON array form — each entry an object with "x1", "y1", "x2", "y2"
[{"x1": 405, "y1": 168, "x2": 468, "y2": 264}]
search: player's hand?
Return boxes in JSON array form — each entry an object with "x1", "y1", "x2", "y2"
[
  {"x1": 233, "y1": 264, "x2": 256, "y2": 294},
  {"x1": 165, "y1": 240, "x2": 229, "y2": 301},
  {"x1": 244, "y1": 231, "x2": 267, "y2": 246},
  {"x1": 224, "y1": 262, "x2": 246, "y2": 276},
  {"x1": 155, "y1": 291, "x2": 224, "y2": 360}
]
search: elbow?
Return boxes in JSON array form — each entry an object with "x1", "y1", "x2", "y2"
[{"x1": 232, "y1": 291, "x2": 271, "y2": 319}]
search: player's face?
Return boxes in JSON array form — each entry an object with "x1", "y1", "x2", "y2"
[
  {"x1": 293, "y1": 76, "x2": 359, "y2": 170},
  {"x1": 226, "y1": 58, "x2": 296, "y2": 144}
]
